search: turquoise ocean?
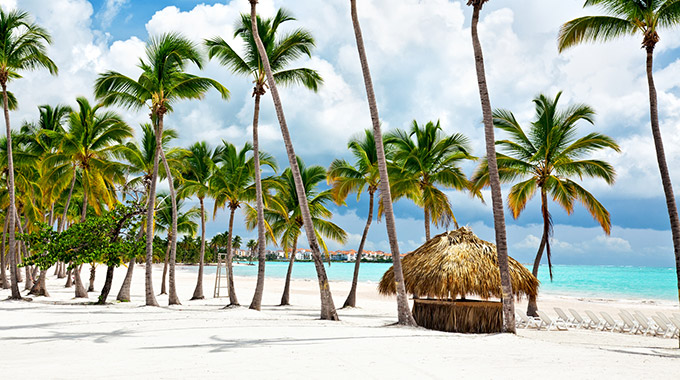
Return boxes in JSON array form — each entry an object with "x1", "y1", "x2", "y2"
[{"x1": 195, "y1": 262, "x2": 679, "y2": 302}]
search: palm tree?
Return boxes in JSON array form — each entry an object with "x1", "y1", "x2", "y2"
[
  {"x1": 206, "y1": 7, "x2": 322, "y2": 311},
  {"x1": 466, "y1": 0, "x2": 516, "y2": 333},
  {"x1": 248, "y1": 0, "x2": 338, "y2": 320},
  {"x1": 348, "y1": 0, "x2": 415, "y2": 326},
  {"x1": 210, "y1": 140, "x2": 277, "y2": 306},
  {"x1": 45, "y1": 97, "x2": 132, "y2": 298},
  {"x1": 246, "y1": 238, "x2": 257, "y2": 263},
  {"x1": 472, "y1": 92, "x2": 620, "y2": 316},
  {"x1": 0, "y1": 8, "x2": 58, "y2": 299},
  {"x1": 94, "y1": 33, "x2": 229, "y2": 306},
  {"x1": 387, "y1": 120, "x2": 477, "y2": 241},
  {"x1": 251, "y1": 157, "x2": 347, "y2": 306},
  {"x1": 179, "y1": 141, "x2": 216, "y2": 300},
  {"x1": 558, "y1": 0, "x2": 680, "y2": 332},
  {"x1": 155, "y1": 193, "x2": 199, "y2": 295},
  {"x1": 327, "y1": 129, "x2": 382, "y2": 308}
]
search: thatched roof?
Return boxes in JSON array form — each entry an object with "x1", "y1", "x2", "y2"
[{"x1": 378, "y1": 227, "x2": 538, "y2": 300}]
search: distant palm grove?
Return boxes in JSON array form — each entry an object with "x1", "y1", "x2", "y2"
[{"x1": 2, "y1": 1, "x2": 680, "y2": 334}]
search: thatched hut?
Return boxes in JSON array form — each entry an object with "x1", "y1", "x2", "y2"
[{"x1": 378, "y1": 227, "x2": 539, "y2": 333}]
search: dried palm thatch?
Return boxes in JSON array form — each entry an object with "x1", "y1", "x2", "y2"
[
  {"x1": 378, "y1": 227, "x2": 538, "y2": 300},
  {"x1": 413, "y1": 299, "x2": 502, "y2": 333}
]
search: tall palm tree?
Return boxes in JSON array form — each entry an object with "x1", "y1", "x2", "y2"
[
  {"x1": 210, "y1": 140, "x2": 277, "y2": 306},
  {"x1": 179, "y1": 141, "x2": 216, "y2": 300},
  {"x1": 45, "y1": 97, "x2": 131, "y2": 297},
  {"x1": 0, "y1": 8, "x2": 58, "y2": 299},
  {"x1": 387, "y1": 120, "x2": 476, "y2": 241},
  {"x1": 248, "y1": 0, "x2": 338, "y2": 320},
  {"x1": 206, "y1": 7, "x2": 322, "y2": 311},
  {"x1": 327, "y1": 129, "x2": 382, "y2": 308},
  {"x1": 558, "y1": 0, "x2": 680, "y2": 333},
  {"x1": 472, "y1": 92, "x2": 620, "y2": 316},
  {"x1": 117, "y1": 123, "x2": 181, "y2": 300},
  {"x1": 466, "y1": 0, "x2": 516, "y2": 333},
  {"x1": 348, "y1": 0, "x2": 415, "y2": 326},
  {"x1": 251, "y1": 157, "x2": 347, "y2": 306},
  {"x1": 94, "y1": 33, "x2": 229, "y2": 306}
]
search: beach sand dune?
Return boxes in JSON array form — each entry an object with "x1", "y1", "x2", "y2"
[{"x1": 1, "y1": 264, "x2": 679, "y2": 379}]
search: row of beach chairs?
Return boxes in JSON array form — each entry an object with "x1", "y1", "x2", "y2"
[{"x1": 516, "y1": 308, "x2": 680, "y2": 338}]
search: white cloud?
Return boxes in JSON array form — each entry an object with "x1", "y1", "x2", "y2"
[{"x1": 97, "y1": 0, "x2": 129, "y2": 29}]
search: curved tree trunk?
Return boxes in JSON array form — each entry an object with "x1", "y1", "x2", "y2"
[
  {"x1": 88, "y1": 264, "x2": 96, "y2": 292},
  {"x1": 527, "y1": 190, "x2": 549, "y2": 317},
  {"x1": 470, "y1": 1, "x2": 515, "y2": 332},
  {"x1": 73, "y1": 264, "x2": 87, "y2": 298},
  {"x1": 249, "y1": 91, "x2": 268, "y2": 311},
  {"x1": 280, "y1": 240, "x2": 298, "y2": 306},
  {"x1": 1, "y1": 212, "x2": 9, "y2": 289},
  {"x1": 117, "y1": 224, "x2": 145, "y2": 301},
  {"x1": 29, "y1": 269, "x2": 49, "y2": 297},
  {"x1": 2, "y1": 82, "x2": 21, "y2": 300},
  {"x1": 349, "y1": 0, "x2": 415, "y2": 325},
  {"x1": 59, "y1": 166, "x2": 78, "y2": 233},
  {"x1": 225, "y1": 206, "x2": 239, "y2": 306},
  {"x1": 160, "y1": 240, "x2": 170, "y2": 295},
  {"x1": 191, "y1": 197, "x2": 206, "y2": 300},
  {"x1": 160, "y1": 149, "x2": 181, "y2": 305},
  {"x1": 343, "y1": 191, "x2": 374, "y2": 308},
  {"x1": 65, "y1": 266, "x2": 73, "y2": 288},
  {"x1": 424, "y1": 208, "x2": 431, "y2": 242},
  {"x1": 250, "y1": 0, "x2": 338, "y2": 321},
  {"x1": 16, "y1": 210, "x2": 32, "y2": 291},
  {"x1": 97, "y1": 265, "x2": 115, "y2": 305},
  {"x1": 645, "y1": 46, "x2": 680, "y2": 347},
  {"x1": 142, "y1": 115, "x2": 163, "y2": 307}
]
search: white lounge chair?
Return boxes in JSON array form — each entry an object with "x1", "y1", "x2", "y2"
[
  {"x1": 669, "y1": 317, "x2": 680, "y2": 339},
  {"x1": 619, "y1": 312, "x2": 641, "y2": 334},
  {"x1": 536, "y1": 310, "x2": 568, "y2": 331},
  {"x1": 569, "y1": 309, "x2": 590, "y2": 329},
  {"x1": 584, "y1": 310, "x2": 605, "y2": 330},
  {"x1": 633, "y1": 312, "x2": 656, "y2": 335},
  {"x1": 600, "y1": 311, "x2": 625, "y2": 332},
  {"x1": 516, "y1": 310, "x2": 541, "y2": 329},
  {"x1": 554, "y1": 307, "x2": 577, "y2": 328},
  {"x1": 656, "y1": 312, "x2": 672, "y2": 326},
  {"x1": 650, "y1": 315, "x2": 672, "y2": 338}
]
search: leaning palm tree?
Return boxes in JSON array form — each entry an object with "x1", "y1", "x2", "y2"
[
  {"x1": 387, "y1": 120, "x2": 477, "y2": 241},
  {"x1": 0, "y1": 8, "x2": 58, "y2": 299},
  {"x1": 348, "y1": 0, "x2": 416, "y2": 326},
  {"x1": 206, "y1": 7, "x2": 322, "y2": 311},
  {"x1": 466, "y1": 0, "x2": 516, "y2": 333},
  {"x1": 210, "y1": 140, "x2": 277, "y2": 306},
  {"x1": 558, "y1": 0, "x2": 680, "y2": 333},
  {"x1": 472, "y1": 92, "x2": 620, "y2": 316},
  {"x1": 94, "y1": 33, "x2": 229, "y2": 306},
  {"x1": 248, "y1": 0, "x2": 338, "y2": 320},
  {"x1": 179, "y1": 141, "x2": 216, "y2": 300},
  {"x1": 250, "y1": 157, "x2": 347, "y2": 306},
  {"x1": 327, "y1": 129, "x2": 382, "y2": 308}
]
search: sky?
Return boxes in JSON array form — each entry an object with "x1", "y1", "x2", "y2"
[{"x1": 4, "y1": 0, "x2": 680, "y2": 267}]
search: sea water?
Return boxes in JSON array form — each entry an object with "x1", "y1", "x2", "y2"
[{"x1": 192, "y1": 262, "x2": 678, "y2": 302}]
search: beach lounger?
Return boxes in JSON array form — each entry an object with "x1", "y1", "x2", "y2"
[
  {"x1": 631, "y1": 313, "x2": 655, "y2": 335},
  {"x1": 554, "y1": 307, "x2": 577, "y2": 328},
  {"x1": 619, "y1": 312, "x2": 641, "y2": 334},
  {"x1": 584, "y1": 310, "x2": 606, "y2": 330},
  {"x1": 650, "y1": 315, "x2": 672, "y2": 338},
  {"x1": 568, "y1": 309, "x2": 590, "y2": 329},
  {"x1": 673, "y1": 313, "x2": 680, "y2": 322},
  {"x1": 669, "y1": 317, "x2": 680, "y2": 339},
  {"x1": 536, "y1": 311, "x2": 568, "y2": 331},
  {"x1": 600, "y1": 311, "x2": 625, "y2": 332},
  {"x1": 655, "y1": 312, "x2": 672, "y2": 325},
  {"x1": 516, "y1": 310, "x2": 541, "y2": 329}
]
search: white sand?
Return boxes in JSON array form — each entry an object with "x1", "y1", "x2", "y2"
[{"x1": 1, "y1": 264, "x2": 679, "y2": 379}]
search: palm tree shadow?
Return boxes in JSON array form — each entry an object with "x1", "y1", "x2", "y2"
[{"x1": 1, "y1": 328, "x2": 133, "y2": 344}]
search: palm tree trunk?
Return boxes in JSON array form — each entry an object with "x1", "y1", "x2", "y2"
[
  {"x1": 469, "y1": 1, "x2": 515, "y2": 333},
  {"x1": 65, "y1": 266, "x2": 73, "y2": 288},
  {"x1": 15, "y1": 209, "x2": 33, "y2": 291},
  {"x1": 249, "y1": 91, "x2": 268, "y2": 311},
  {"x1": 280, "y1": 240, "x2": 298, "y2": 306},
  {"x1": 424, "y1": 208, "x2": 431, "y2": 241},
  {"x1": 2, "y1": 82, "x2": 20, "y2": 300},
  {"x1": 80, "y1": 188, "x2": 88, "y2": 222},
  {"x1": 160, "y1": 238, "x2": 170, "y2": 295},
  {"x1": 88, "y1": 264, "x2": 96, "y2": 292},
  {"x1": 160, "y1": 149, "x2": 180, "y2": 305},
  {"x1": 191, "y1": 197, "x2": 206, "y2": 300},
  {"x1": 349, "y1": 0, "x2": 415, "y2": 325},
  {"x1": 142, "y1": 115, "x2": 163, "y2": 307},
  {"x1": 1, "y1": 211, "x2": 9, "y2": 289},
  {"x1": 59, "y1": 166, "x2": 77, "y2": 233},
  {"x1": 250, "y1": 0, "x2": 338, "y2": 320},
  {"x1": 117, "y1": 221, "x2": 145, "y2": 301},
  {"x1": 527, "y1": 189, "x2": 549, "y2": 317},
  {"x1": 97, "y1": 265, "x2": 116, "y2": 305},
  {"x1": 225, "y1": 206, "x2": 239, "y2": 306},
  {"x1": 645, "y1": 46, "x2": 680, "y2": 347},
  {"x1": 343, "y1": 191, "x2": 374, "y2": 308}
]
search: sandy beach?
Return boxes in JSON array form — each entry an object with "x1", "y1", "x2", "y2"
[{"x1": 1, "y1": 264, "x2": 679, "y2": 379}]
